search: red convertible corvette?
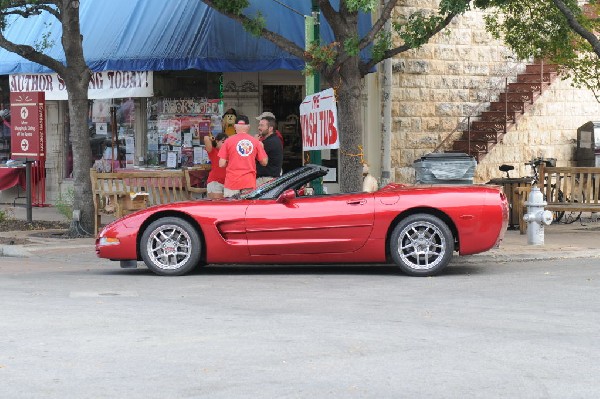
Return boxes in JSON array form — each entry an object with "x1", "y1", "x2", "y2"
[{"x1": 96, "y1": 164, "x2": 508, "y2": 277}]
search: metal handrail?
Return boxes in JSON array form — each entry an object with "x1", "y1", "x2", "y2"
[{"x1": 433, "y1": 59, "x2": 527, "y2": 153}]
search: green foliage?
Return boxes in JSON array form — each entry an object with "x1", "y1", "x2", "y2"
[
  {"x1": 242, "y1": 12, "x2": 265, "y2": 36},
  {"x1": 211, "y1": 0, "x2": 249, "y2": 15},
  {"x1": 344, "y1": 0, "x2": 377, "y2": 13},
  {"x1": 343, "y1": 35, "x2": 360, "y2": 57},
  {"x1": 55, "y1": 188, "x2": 74, "y2": 222},
  {"x1": 393, "y1": 1, "x2": 470, "y2": 50},
  {"x1": 438, "y1": 0, "x2": 472, "y2": 14},
  {"x1": 476, "y1": 0, "x2": 600, "y2": 99},
  {"x1": 479, "y1": 0, "x2": 578, "y2": 60},
  {"x1": 372, "y1": 30, "x2": 391, "y2": 63},
  {"x1": 0, "y1": 207, "x2": 11, "y2": 223},
  {"x1": 394, "y1": 13, "x2": 445, "y2": 49},
  {"x1": 34, "y1": 21, "x2": 54, "y2": 52},
  {"x1": 305, "y1": 41, "x2": 338, "y2": 74}
]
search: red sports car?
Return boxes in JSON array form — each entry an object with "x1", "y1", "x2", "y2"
[{"x1": 96, "y1": 164, "x2": 509, "y2": 277}]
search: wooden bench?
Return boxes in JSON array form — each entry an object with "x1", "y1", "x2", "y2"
[
  {"x1": 90, "y1": 167, "x2": 210, "y2": 234},
  {"x1": 515, "y1": 166, "x2": 600, "y2": 233},
  {"x1": 539, "y1": 165, "x2": 600, "y2": 212}
]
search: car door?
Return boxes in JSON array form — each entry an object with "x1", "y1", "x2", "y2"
[{"x1": 245, "y1": 192, "x2": 375, "y2": 255}]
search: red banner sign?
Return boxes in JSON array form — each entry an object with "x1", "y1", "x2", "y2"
[{"x1": 10, "y1": 92, "x2": 46, "y2": 160}]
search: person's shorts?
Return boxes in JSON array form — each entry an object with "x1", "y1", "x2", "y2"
[
  {"x1": 207, "y1": 181, "x2": 224, "y2": 194},
  {"x1": 224, "y1": 187, "x2": 253, "y2": 198}
]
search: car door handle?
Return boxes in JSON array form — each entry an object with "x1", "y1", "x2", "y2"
[{"x1": 347, "y1": 199, "x2": 367, "y2": 205}]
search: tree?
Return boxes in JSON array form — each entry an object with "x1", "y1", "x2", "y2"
[
  {"x1": 201, "y1": 0, "x2": 472, "y2": 192},
  {"x1": 0, "y1": 0, "x2": 93, "y2": 236},
  {"x1": 475, "y1": 0, "x2": 600, "y2": 100}
]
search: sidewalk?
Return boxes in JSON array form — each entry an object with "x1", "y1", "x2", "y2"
[{"x1": 1, "y1": 204, "x2": 599, "y2": 261}]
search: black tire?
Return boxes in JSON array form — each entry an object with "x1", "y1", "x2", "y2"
[
  {"x1": 563, "y1": 189, "x2": 584, "y2": 224},
  {"x1": 389, "y1": 214, "x2": 454, "y2": 277},
  {"x1": 140, "y1": 217, "x2": 202, "y2": 276},
  {"x1": 549, "y1": 187, "x2": 565, "y2": 223}
]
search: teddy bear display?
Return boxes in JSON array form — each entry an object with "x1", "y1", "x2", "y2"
[{"x1": 222, "y1": 108, "x2": 237, "y2": 137}]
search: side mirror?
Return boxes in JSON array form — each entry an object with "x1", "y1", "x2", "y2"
[{"x1": 277, "y1": 189, "x2": 296, "y2": 203}]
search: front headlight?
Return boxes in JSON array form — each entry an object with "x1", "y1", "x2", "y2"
[{"x1": 98, "y1": 237, "x2": 120, "y2": 246}]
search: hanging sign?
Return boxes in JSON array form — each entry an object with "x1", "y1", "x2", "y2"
[
  {"x1": 9, "y1": 71, "x2": 153, "y2": 100},
  {"x1": 10, "y1": 92, "x2": 46, "y2": 160},
  {"x1": 299, "y1": 88, "x2": 339, "y2": 151}
]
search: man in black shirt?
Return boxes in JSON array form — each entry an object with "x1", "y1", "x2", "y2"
[{"x1": 256, "y1": 116, "x2": 283, "y2": 186}]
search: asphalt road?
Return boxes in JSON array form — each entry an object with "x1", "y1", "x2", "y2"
[{"x1": 1, "y1": 251, "x2": 599, "y2": 398}]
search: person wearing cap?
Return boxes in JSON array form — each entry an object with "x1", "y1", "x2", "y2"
[
  {"x1": 203, "y1": 133, "x2": 228, "y2": 199},
  {"x1": 256, "y1": 116, "x2": 283, "y2": 187},
  {"x1": 218, "y1": 115, "x2": 268, "y2": 197},
  {"x1": 255, "y1": 111, "x2": 284, "y2": 147}
]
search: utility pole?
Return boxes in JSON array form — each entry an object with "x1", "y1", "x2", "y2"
[{"x1": 381, "y1": 0, "x2": 392, "y2": 187}]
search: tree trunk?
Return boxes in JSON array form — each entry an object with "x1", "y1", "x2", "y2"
[
  {"x1": 66, "y1": 85, "x2": 95, "y2": 236},
  {"x1": 325, "y1": 61, "x2": 364, "y2": 193},
  {"x1": 60, "y1": 0, "x2": 94, "y2": 237}
]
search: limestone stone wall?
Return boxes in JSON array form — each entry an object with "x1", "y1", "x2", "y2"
[
  {"x1": 389, "y1": 4, "x2": 600, "y2": 183},
  {"x1": 476, "y1": 78, "x2": 600, "y2": 181}
]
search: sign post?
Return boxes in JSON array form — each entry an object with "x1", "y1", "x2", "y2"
[{"x1": 10, "y1": 92, "x2": 46, "y2": 222}]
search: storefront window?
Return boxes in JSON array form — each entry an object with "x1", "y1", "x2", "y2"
[
  {"x1": 65, "y1": 98, "x2": 137, "y2": 174},
  {"x1": 90, "y1": 98, "x2": 136, "y2": 170},
  {"x1": 146, "y1": 97, "x2": 223, "y2": 168}
]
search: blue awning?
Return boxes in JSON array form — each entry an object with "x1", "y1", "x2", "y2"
[{"x1": 0, "y1": 0, "x2": 371, "y2": 74}]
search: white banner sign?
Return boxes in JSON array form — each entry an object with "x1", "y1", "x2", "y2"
[
  {"x1": 300, "y1": 88, "x2": 339, "y2": 151},
  {"x1": 9, "y1": 71, "x2": 154, "y2": 100}
]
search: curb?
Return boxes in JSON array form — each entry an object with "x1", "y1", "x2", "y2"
[
  {"x1": 456, "y1": 250, "x2": 600, "y2": 264},
  {"x1": 2, "y1": 243, "x2": 599, "y2": 263}
]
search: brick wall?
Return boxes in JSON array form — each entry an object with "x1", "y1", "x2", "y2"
[{"x1": 390, "y1": 4, "x2": 600, "y2": 183}]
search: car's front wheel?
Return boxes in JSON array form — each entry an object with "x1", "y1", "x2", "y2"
[
  {"x1": 140, "y1": 217, "x2": 202, "y2": 276},
  {"x1": 390, "y1": 214, "x2": 453, "y2": 276}
]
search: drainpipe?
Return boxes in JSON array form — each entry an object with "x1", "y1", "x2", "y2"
[{"x1": 380, "y1": 0, "x2": 392, "y2": 186}]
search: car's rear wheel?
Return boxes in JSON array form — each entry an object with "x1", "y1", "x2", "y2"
[
  {"x1": 390, "y1": 214, "x2": 453, "y2": 276},
  {"x1": 140, "y1": 217, "x2": 202, "y2": 276}
]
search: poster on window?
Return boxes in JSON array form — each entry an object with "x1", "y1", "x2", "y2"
[
  {"x1": 160, "y1": 119, "x2": 181, "y2": 146},
  {"x1": 180, "y1": 147, "x2": 194, "y2": 167},
  {"x1": 147, "y1": 121, "x2": 159, "y2": 151},
  {"x1": 92, "y1": 99, "x2": 111, "y2": 123},
  {"x1": 166, "y1": 151, "x2": 178, "y2": 168}
]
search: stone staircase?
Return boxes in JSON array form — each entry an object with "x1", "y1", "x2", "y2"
[{"x1": 451, "y1": 62, "x2": 559, "y2": 161}]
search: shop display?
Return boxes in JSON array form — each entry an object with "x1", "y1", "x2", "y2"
[{"x1": 147, "y1": 98, "x2": 222, "y2": 169}]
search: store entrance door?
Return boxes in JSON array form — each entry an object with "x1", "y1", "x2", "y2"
[{"x1": 261, "y1": 85, "x2": 303, "y2": 173}]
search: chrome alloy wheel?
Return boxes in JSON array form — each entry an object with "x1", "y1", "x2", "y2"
[
  {"x1": 396, "y1": 220, "x2": 446, "y2": 270},
  {"x1": 146, "y1": 224, "x2": 193, "y2": 270}
]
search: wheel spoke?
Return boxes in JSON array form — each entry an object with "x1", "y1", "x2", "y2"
[
  {"x1": 146, "y1": 224, "x2": 192, "y2": 270},
  {"x1": 397, "y1": 221, "x2": 446, "y2": 270}
]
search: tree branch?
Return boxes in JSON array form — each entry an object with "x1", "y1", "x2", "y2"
[
  {"x1": 0, "y1": 33, "x2": 67, "y2": 75},
  {"x1": 200, "y1": 0, "x2": 308, "y2": 60},
  {"x1": 357, "y1": 0, "x2": 399, "y2": 51},
  {"x1": 552, "y1": 0, "x2": 600, "y2": 58},
  {"x1": 359, "y1": 11, "x2": 459, "y2": 75},
  {"x1": 318, "y1": 0, "x2": 340, "y2": 32},
  {"x1": 1, "y1": 0, "x2": 60, "y2": 17}
]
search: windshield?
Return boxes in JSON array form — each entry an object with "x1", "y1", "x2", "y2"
[{"x1": 241, "y1": 168, "x2": 309, "y2": 200}]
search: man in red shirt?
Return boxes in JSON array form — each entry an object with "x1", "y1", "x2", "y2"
[{"x1": 218, "y1": 115, "x2": 268, "y2": 198}]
